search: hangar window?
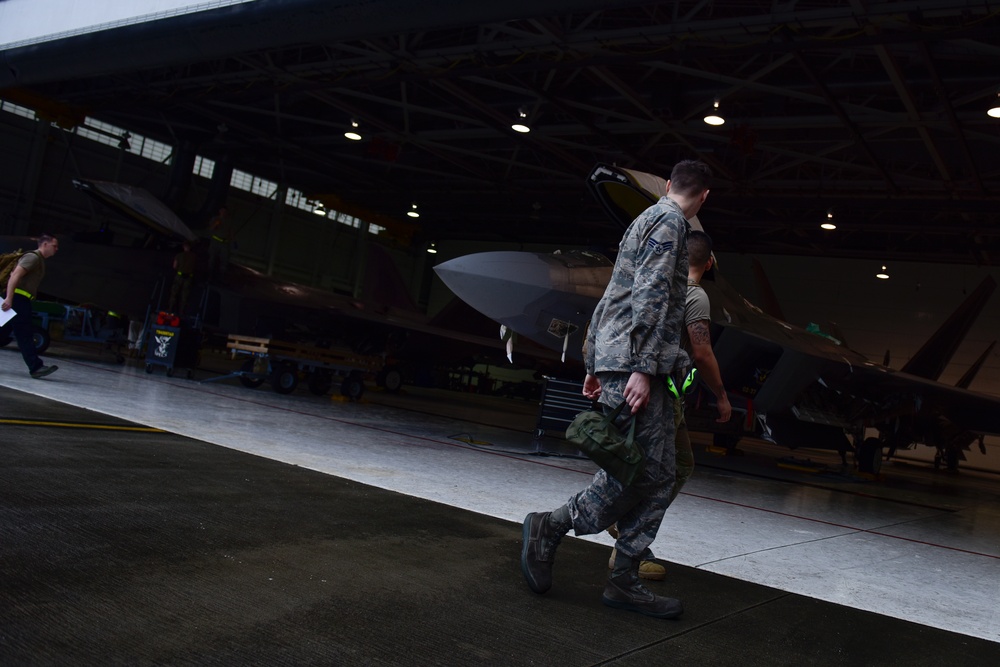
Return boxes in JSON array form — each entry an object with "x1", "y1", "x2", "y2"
[
  {"x1": 285, "y1": 188, "x2": 314, "y2": 213},
  {"x1": 0, "y1": 100, "x2": 36, "y2": 120},
  {"x1": 230, "y1": 168, "x2": 254, "y2": 193},
  {"x1": 251, "y1": 176, "x2": 278, "y2": 199},
  {"x1": 2, "y1": 100, "x2": 392, "y2": 239},
  {"x1": 230, "y1": 170, "x2": 277, "y2": 200},
  {"x1": 193, "y1": 156, "x2": 215, "y2": 179},
  {"x1": 73, "y1": 117, "x2": 168, "y2": 164},
  {"x1": 283, "y1": 189, "x2": 383, "y2": 234},
  {"x1": 75, "y1": 118, "x2": 125, "y2": 149},
  {"x1": 139, "y1": 136, "x2": 172, "y2": 164}
]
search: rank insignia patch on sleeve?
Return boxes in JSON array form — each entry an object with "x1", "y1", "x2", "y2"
[{"x1": 646, "y1": 238, "x2": 674, "y2": 255}]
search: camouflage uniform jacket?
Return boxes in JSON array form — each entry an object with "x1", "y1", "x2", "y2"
[{"x1": 585, "y1": 196, "x2": 691, "y2": 379}]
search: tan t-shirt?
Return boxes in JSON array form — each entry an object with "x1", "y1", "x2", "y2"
[{"x1": 16, "y1": 251, "x2": 45, "y2": 296}]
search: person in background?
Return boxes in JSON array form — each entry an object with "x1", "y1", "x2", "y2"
[
  {"x1": 167, "y1": 240, "x2": 197, "y2": 314},
  {"x1": 1, "y1": 234, "x2": 60, "y2": 378},
  {"x1": 206, "y1": 207, "x2": 233, "y2": 281}
]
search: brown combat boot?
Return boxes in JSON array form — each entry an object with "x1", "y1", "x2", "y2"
[
  {"x1": 606, "y1": 524, "x2": 665, "y2": 580},
  {"x1": 608, "y1": 547, "x2": 666, "y2": 580}
]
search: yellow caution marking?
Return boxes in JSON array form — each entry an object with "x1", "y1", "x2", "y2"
[{"x1": 0, "y1": 418, "x2": 163, "y2": 433}]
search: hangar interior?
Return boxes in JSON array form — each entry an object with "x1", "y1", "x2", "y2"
[
  {"x1": 2, "y1": 5, "x2": 1000, "y2": 449},
  {"x1": 3, "y1": 1, "x2": 1000, "y2": 386},
  {"x1": 2, "y1": 1, "x2": 1000, "y2": 659}
]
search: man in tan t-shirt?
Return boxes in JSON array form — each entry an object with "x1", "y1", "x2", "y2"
[{"x1": 1, "y1": 233, "x2": 60, "y2": 378}]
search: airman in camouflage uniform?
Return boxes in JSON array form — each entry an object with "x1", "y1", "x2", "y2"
[
  {"x1": 521, "y1": 160, "x2": 712, "y2": 619},
  {"x1": 606, "y1": 228, "x2": 733, "y2": 580}
]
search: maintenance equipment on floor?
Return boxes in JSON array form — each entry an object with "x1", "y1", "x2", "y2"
[
  {"x1": 203, "y1": 333, "x2": 383, "y2": 400},
  {"x1": 0, "y1": 300, "x2": 128, "y2": 363}
]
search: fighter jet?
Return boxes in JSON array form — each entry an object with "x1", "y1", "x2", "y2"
[
  {"x1": 1, "y1": 178, "x2": 562, "y2": 394},
  {"x1": 434, "y1": 164, "x2": 1000, "y2": 472}
]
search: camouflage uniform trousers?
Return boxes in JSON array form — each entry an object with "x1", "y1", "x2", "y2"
[{"x1": 566, "y1": 371, "x2": 677, "y2": 560}]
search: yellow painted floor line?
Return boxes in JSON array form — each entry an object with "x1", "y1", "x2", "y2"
[{"x1": 0, "y1": 418, "x2": 163, "y2": 433}]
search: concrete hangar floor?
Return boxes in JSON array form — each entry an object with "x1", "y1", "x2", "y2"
[{"x1": 2, "y1": 341, "x2": 999, "y2": 665}]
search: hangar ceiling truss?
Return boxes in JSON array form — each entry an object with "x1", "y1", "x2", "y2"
[{"x1": 4, "y1": 0, "x2": 1000, "y2": 264}]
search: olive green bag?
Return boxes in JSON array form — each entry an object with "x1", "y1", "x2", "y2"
[{"x1": 565, "y1": 400, "x2": 644, "y2": 486}]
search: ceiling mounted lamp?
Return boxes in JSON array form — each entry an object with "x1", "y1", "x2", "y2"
[
  {"x1": 820, "y1": 208, "x2": 836, "y2": 230},
  {"x1": 313, "y1": 201, "x2": 327, "y2": 216},
  {"x1": 511, "y1": 107, "x2": 531, "y2": 133},
  {"x1": 407, "y1": 202, "x2": 420, "y2": 218},
  {"x1": 118, "y1": 131, "x2": 131, "y2": 151},
  {"x1": 876, "y1": 265, "x2": 890, "y2": 280},
  {"x1": 344, "y1": 119, "x2": 362, "y2": 141},
  {"x1": 703, "y1": 99, "x2": 725, "y2": 126},
  {"x1": 988, "y1": 91, "x2": 1000, "y2": 118},
  {"x1": 426, "y1": 242, "x2": 438, "y2": 254}
]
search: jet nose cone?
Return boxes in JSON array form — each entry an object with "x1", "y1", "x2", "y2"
[
  {"x1": 432, "y1": 255, "x2": 479, "y2": 288},
  {"x1": 433, "y1": 252, "x2": 551, "y2": 321}
]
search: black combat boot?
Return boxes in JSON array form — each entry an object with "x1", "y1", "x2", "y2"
[
  {"x1": 520, "y1": 510, "x2": 567, "y2": 594},
  {"x1": 602, "y1": 551, "x2": 683, "y2": 619}
]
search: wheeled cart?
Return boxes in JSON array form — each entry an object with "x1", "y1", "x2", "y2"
[{"x1": 205, "y1": 333, "x2": 383, "y2": 400}]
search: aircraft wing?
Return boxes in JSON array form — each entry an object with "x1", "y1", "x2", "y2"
[
  {"x1": 708, "y1": 290, "x2": 1000, "y2": 435},
  {"x1": 839, "y1": 362, "x2": 1000, "y2": 435},
  {"x1": 699, "y1": 260, "x2": 1000, "y2": 468},
  {"x1": 72, "y1": 178, "x2": 197, "y2": 242}
]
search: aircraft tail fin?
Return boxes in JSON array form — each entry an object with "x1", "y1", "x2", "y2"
[
  {"x1": 901, "y1": 275, "x2": 996, "y2": 379},
  {"x1": 955, "y1": 341, "x2": 996, "y2": 389},
  {"x1": 750, "y1": 258, "x2": 786, "y2": 321}
]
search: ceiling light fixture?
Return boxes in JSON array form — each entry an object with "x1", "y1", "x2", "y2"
[
  {"x1": 876, "y1": 265, "x2": 890, "y2": 280},
  {"x1": 344, "y1": 119, "x2": 362, "y2": 141},
  {"x1": 427, "y1": 242, "x2": 437, "y2": 254},
  {"x1": 704, "y1": 99, "x2": 725, "y2": 126},
  {"x1": 407, "y1": 202, "x2": 420, "y2": 218},
  {"x1": 820, "y1": 208, "x2": 836, "y2": 230},
  {"x1": 118, "y1": 131, "x2": 131, "y2": 151},
  {"x1": 313, "y1": 201, "x2": 327, "y2": 216},
  {"x1": 988, "y1": 91, "x2": 1000, "y2": 118},
  {"x1": 511, "y1": 107, "x2": 531, "y2": 133}
]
